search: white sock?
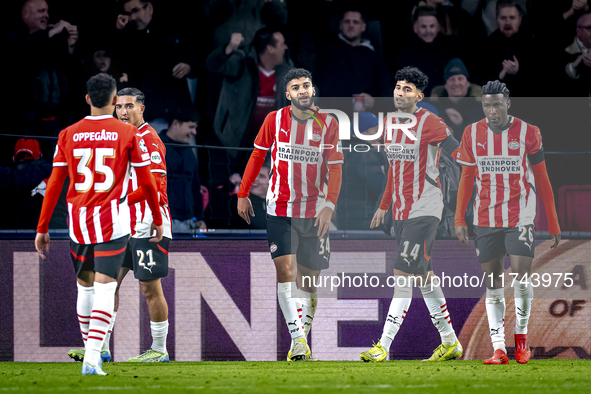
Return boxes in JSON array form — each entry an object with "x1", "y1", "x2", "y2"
[
  {"x1": 102, "y1": 311, "x2": 117, "y2": 351},
  {"x1": 299, "y1": 290, "x2": 318, "y2": 339},
  {"x1": 514, "y1": 280, "x2": 533, "y2": 335},
  {"x1": 151, "y1": 320, "x2": 169, "y2": 354},
  {"x1": 76, "y1": 283, "x2": 94, "y2": 348},
  {"x1": 485, "y1": 287, "x2": 506, "y2": 353},
  {"x1": 83, "y1": 281, "x2": 117, "y2": 366},
  {"x1": 277, "y1": 282, "x2": 305, "y2": 341},
  {"x1": 419, "y1": 281, "x2": 457, "y2": 345},
  {"x1": 380, "y1": 276, "x2": 413, "y2": 351}
]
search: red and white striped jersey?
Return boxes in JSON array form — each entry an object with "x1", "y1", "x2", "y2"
[
  {"x1": 453, "y1": 116, "x2": 542, "y2": 228},
  {"x1": 384, "y1": 107, "x2": 452, "y2": 220},
  {"x1": 128, "y1": 123, "x2": 172, "y2": 239},
  {"x1": 254, "y1": 106, "x2": 344, "y2": 218},
  {"x1": 53, "y1": 115, "x2": 151, "y2": 244}
]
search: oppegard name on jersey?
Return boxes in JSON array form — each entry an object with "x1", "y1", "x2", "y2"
[
  {"x1": 477, "y1": 156, "x2": 521, "y2": 174},
  {"x1": 276, "y1": 142, "x2": 321, "y2": 164}
]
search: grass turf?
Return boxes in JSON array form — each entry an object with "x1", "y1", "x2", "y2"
[{"x1": 1, "y1": 359, "x2": 589, "y2": 393}]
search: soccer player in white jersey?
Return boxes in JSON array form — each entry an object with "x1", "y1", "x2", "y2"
[
  {"x1": 237, "y1": 68, "x2": 343, "y2": 361},
  {"x1": 454, "y1": 80, "x2": 561, "y2": 364},
  {"x1": 360, "y1": 66, "x2": 463, "y2": 363},
  {"x1": 67, "y1": 87, "x2": 172, "y2": 363},
  {"x1": 35, "y1": 73, "x2": 163, "y2": 376}
]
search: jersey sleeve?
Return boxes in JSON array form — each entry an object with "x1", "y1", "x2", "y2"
[
  {"x1": 452, "y1": 125, "x2": 475, "y2": 166},
  {"x1": 324, "y1": 115, "x2": 344, "y2": 164},
  {"x1": 53, "y1": 131, "x2": 68, "y2": 167},
  {"x1": 141, "y1": 131, "x2": 167, "y2": 175},
  {"x1": 129, "y1": 132, "x2": 152, "y2": 168},
  {"x1": 427, "y1": 116, "x2": 452, "y2": 146},
  {"x1": 525, "y1": 125, "x2": 543, "y2": 155},
  {"x1": 253, "y1": 111, "x2": 276, "y2": 151}
]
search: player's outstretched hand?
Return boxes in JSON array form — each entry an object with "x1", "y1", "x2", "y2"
[
  {"x1": 315, "y1": 207, "x2": 333, "y2": 238},
  {"x1": 150, "y1": 223, "x2": 164, "y2": 243},
  {"x1": 35, "y1": 233, "x2": 50, "y2": 259},
  {"x1": 238, "y1": 197, "x2": 254, "y2": 225},
  {"x1": 370, "y1": 208, "x2": 387, "y2": 229},
  {"x1": 551, "y1": 233, "x2": 561, "y2": 249},
  {"x1": 455, "y1": 225, "x2": 470, "y2": 245}
]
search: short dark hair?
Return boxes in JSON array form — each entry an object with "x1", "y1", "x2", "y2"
[
  {"x1": 341, "y1": 7, "x2": 366, "y2": 23},
  {"x1": 496, "y1": 0, "x2": 525, "y2": 17},
  {"x1": 117, "y1": 87, "x2": 145, "y2": 105},
  {"x1": 482, "y1": 80, "x2": 510, "y2": 97},
  {"x1": 86, "y1": 73, "x2": 117, "y2": 108},
  {"x1": 283, "y1": 68, "x2": 313, "y2": 90},
  {"x1": 253, "y1": 27, "x2": 280, "y2": 56},
  {"x1": 412, "y1": 5, "x2": 438, "y2": 21},
  {"x1": 395, "y1": 66, "x2": 429, "y2": 92},
  {"x1": 168, "y1": 104, "x2": 201, "y2": 127}
]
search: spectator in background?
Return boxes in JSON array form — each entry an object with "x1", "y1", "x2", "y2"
[
  {"x1": 206, "y1": 27, "x2": 293, "y2": 150},
  {"x1": 113, "y1": 0, "x2": 198, "y2": 131},
  {"x1": 1, "y1": 138, "x2": 52, "y2": 229},
  {"x1": 415, "y1": 0, "x2": 471, "y2": 37},
  {"x1": 201, "y1": 0, "x2": 288, "y2": 142},
  {"x1": 315, "y1": 7, "x2": 391, "y2": 107},
  {"x1": 203, "y1": 0, "x2": 288, "y2": 49},
  {"x1": 4, "y1": 0, "x2": 80, "y2": 162},
  {"x1": 530, "y1": 1, "x2": 589, "y2": 47},
  {"x1": 337, "y1": 112, "x2": 388, "y2": 230},
  {"x1": 206, "y1": 26, "x2": 293, "y2": 228},
  {"x1": 460, "y1": 0, "x2": 529, "y2": 36},
  {"x1": 475, "y1": 0, "x2": 541, "y2": 96},
  {"x1": 81, "y1": 37, "x2": 129, "y2": 87},
  {"x1": 283, "y1": 0, "x2": 344, "y2": 73},
  {"x1": 158, "y1": 105, "x2": 206, "y2": 232},
  {"x1": 563, "y1": 12, "x2": 591, "y2": 97},
  {"x1": 393, "y1": 5, "x2": 459, "y2": 96},
  {"x1": 562, "y1": 0, "x2": 590, "y2": 22},
  {"x1": 430, "y1": 58, "x2": 482, "y2": 140}
]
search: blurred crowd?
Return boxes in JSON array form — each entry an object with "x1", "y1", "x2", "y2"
[{"x1": 1, "y1": 0, "x2": 590, "y2": 231}]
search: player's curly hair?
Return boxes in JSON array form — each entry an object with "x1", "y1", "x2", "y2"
[
  {"x1": 482, "y1": 80, "x2": 511, "y2": 97},
  {"x1": 86, "y1": 73, "x2": 117, "y2": 108},
  {"x1": 283, "y1": 68, "x2": 313, "y2": 90},
  {"x1": 394, "y1": 66, "x2": 429, "y2": 92},
  {"x1": 117, "y1": 87, "x2": 145, "y2": 105}
]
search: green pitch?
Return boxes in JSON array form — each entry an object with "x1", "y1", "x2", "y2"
[{"x1": 1, "y1": 360, "x2": 590, "y2": 393}]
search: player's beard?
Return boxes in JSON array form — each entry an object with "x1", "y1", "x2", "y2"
[
  {"x1": 394, "y1": 98, "x2": 413, "y2": 112},
  {"x1": 292, "y1": 96, "x2": 313, "y2": 111}
]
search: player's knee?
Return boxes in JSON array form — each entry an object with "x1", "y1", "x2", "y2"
[{"x1": 139, "y1": 279, "x2": 162, "y2": 301}]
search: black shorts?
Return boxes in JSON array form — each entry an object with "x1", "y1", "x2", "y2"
[
  {"x1": 122, "y1": 237, "x2": 171, "y2": 281},
  {"x1": 266, "y1": 214, "x2": 330, "y2": 271},
  {"x1": 392, "y1": 216, "x2": 439, "y2": 276},
  {"x1": 70, "y1": 235, "x2": 129, "y2": 280},
  {"x1": 474, "y1": 225, "x2": 535, "y2": 263}
]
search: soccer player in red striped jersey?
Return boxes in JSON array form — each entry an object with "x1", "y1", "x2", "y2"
[
  {"x1": 361, "y1": 67, "x2": 463, "y2": 363},
  {"x1": 115, "y1": 88, "x2": 171, "y2": 362},
  {"x1": 35, "y1": 74, "x2": 163, "y2": 375},
  {"x1": 67, "y1": 87, "x2": 173, "y2": 363},
  {"x1": 237, "y1": 68, "x2": 343, "y2": 361},
  {"x1": 453, "y1": 80, "x2": 561, "y2": 365}
]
